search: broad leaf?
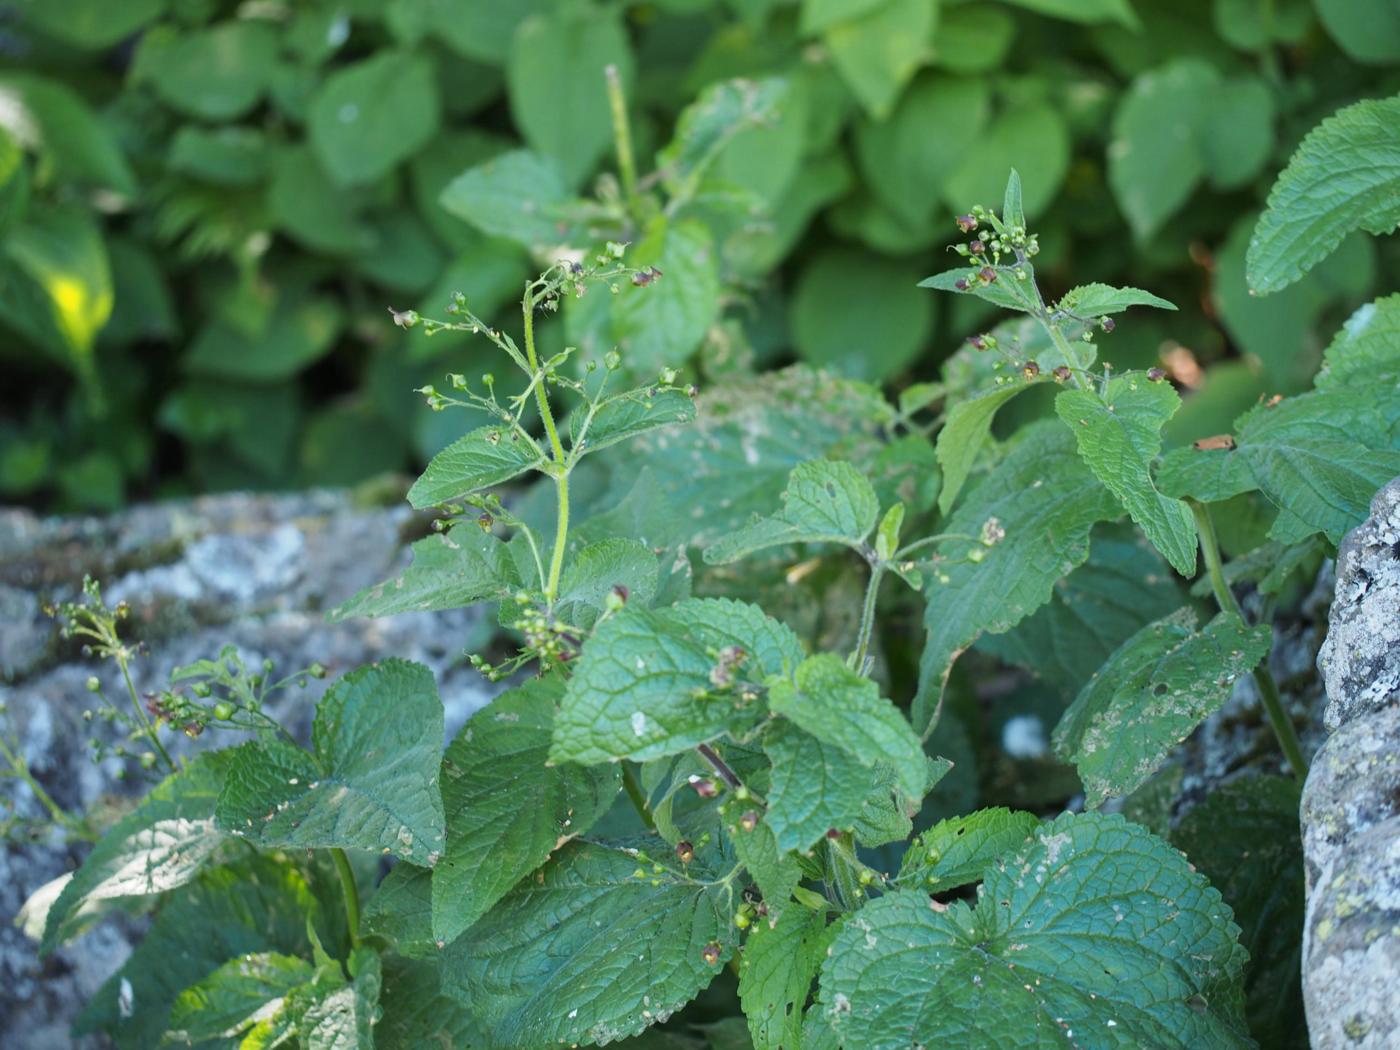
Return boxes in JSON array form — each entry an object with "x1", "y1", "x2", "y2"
[
  {"x1": 573, "y1": 388, "x2": 697, "y2": 458},
  {"x1": 308, "y1": 51, "x2": 440, "y2": 186},
  {"x1": 329, "y1": 529, "x2": 521, "y2": 621},
  {"x1": 407, "y1": 424, "x2": 548, "y2": 509},
  {"x1": 439, "y1": 149, "x2": 575, "y2": 249},
  {"x1": 895, "y1": 807, "x2": 1040, "y2": 893},
  {"x1": 977, "y1": 528, "x2": 1185, "y2": 698},
  {"x1": 1056, "y1": 283, "x2": 1177, "y2": 318},
  {"x1": 432, "y1": 678, "x2": 621, "y2": 945},
  {"x1": 943, "y1": 103, "x2": 1070, "y2": 220},
  {"x1": 552, "y1": 598, "x2": 804, "y2": 764},
  {"x1": 769, "y1": 654, "x2": 925, "y2": 801},
  {"x1": 43, "y1": 751, "x2": 229, "y2": 955},
  {"x1": 362, "y1": 863, "x2": 436, "y2": 959},
  {"x1": 216, "y1": 659, "x2": 446, "y2": 865},
  {"x1": 507, "y1": 5, "x2": 633, "y2": 187},
  {"x1": 77, "y1": 856, "x2": 321, "y2": 1049},
  {"x1": 164, "y1": 951, "x2": 313, "y2": 1047},
  {"x1": 0, "y1": 74, "x2": 135, "y2": 195},
  {"x1": 1056, "y1": 373, "x2": 1198, "y2": 575},
  {"x1": 610, "y1": 217, "x2": 722, "y2": 371},
  {"x1": 137, "y1": 21, "x2": 278, "y2": 121},
  {"x1": 823, "y1": 0, "x2": 934, "y2": 119},
  {"x1": 557, "y1": 538, "x2": 661, "y2": 627},
  {"x1": 705, "y1": 459, "x2": 879, "y2": 564},
  {"x1": 1316, "y1": 294, "x2": 1400, "y2": 389},
  {"x1": 444, "y1": 839, "x2": 736, "y2": 1045},
  {"x1": 999, "y1": 0, "x2": 1138, "y2": 25},
  {"x1": 1053, "y1": 609, "x2": 1272, "y2": 807},
  {"x1": 763, "y1": 721, "x2": 886, "y2": 853},
  {"x1": 5, "y1": 203, "x2": 112, "y2": 368},
  {"x1": 918, "y1": 263, "x2": 1035, "y2": 314},
  {"x1": 376, "y1": 957, "x2": 483, "y2": 1049},
  {"x1": 300, "y1": 947, "x2": 382, "y2": 1050},
  {"x1": 1158, "y1": 390, "x2": 1400, "y2": 544},
  {"x1": 914, "y1": 421, "x2": 1121, "y2": 733},
  {"x1": 934, "y1": 385, "x2": 1022, "y2": 515},
  {"x1": 739, "y1": 906, "x2": 837, "y2": 1050},
  {"x1": 1316, "y1": 0, "x2": 1400, "y2": 63},
  {"x1": 817, "y1": 812, "x2": 1250, "y2": 1049},
  {"x1": 658, "y1": 76, "x2": 791, "y2": 198},
  {"x1": 1173, "y1": 777, "x2": 1307, "y2": 1048},
  {"x1": 1246, "y1": 94, "x2": 1400, "y2": 294}
]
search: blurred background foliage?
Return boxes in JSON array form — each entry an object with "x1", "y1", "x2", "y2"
[{"x1": 0, "y1": 0, "x2": 1397, "y2": 511}]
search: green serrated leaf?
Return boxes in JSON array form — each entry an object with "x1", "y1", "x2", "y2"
[
  {"x1": 817, "y1": 812, "x2": 1250, "y2": 1049},
  {"x1": 1316, "y1": 294, "x2": 1400, "y2": 389},
  {"x1": 730, "y1": 815, "x2": 803, "y2": 925},
  {"x1": 137, "y1": 21, "x2": 278, "y2": 122},
  {"x1": 43, "y1": 751, "x2": 229, "y2": 955},
  {"x1": 1054, "y1": 609, "x2": 1271, "y2": 808},
  {"x1": 553, "y1": 597, "x2": 804, "y2": 765},
  {"x1": 918, "y1": 264, "x2": 1035, "y2": 314},
  {"x1": 301, "y1": 946, "x2": 382, "y2": 1050},
  {"x1": 915, "y1": 421, "x2": 1121, "y2": 733},
  {"x1": 329, "y1": 529, "x2": 521, "y2": 621},
  {"x1": 408, "y1": 424, "x2": 548, "y2": 509},
  {"x1": 770, "y1": 654, "x2": 925, "y2": 802},
  {"x1": 611, "y1": 218, "x2": 722, "y2": 372},
  {"x1": 1159, "y1": 390, "x2": 1400, "y2": 543},
  {"x1": 895, "y1": 807, "x2": 1040, "y2": 893},
  {"x1": 705, "y1": 459, "x2": 879, "y2": 565},
  {"x1": 362, "y1": 863, "x2": 436, "y2": 959},
  {"x1": 1057, "y1": 283, "x2": 1177, "y2": 317},
  {"x1": 1247, "y1": 94, "x2": 1400, "y2": 294},
  {"x1": 934, "y1": 385, "x2": 1023, "y2": 516},
  {"x1": 376, "y1": 956, "x2": 483, "y2": 1049},
  {"x1": 658, "y1": 76, "x2": 791, "y2": 198},
  {"x1": 1056, "y1": 373, "x2": 1198, "y2": 575},
  {"x1": 557, "y1": 538, "x2": 661, "y2": 628},
  {"x1": 77, "y1": 855, "x2": 321, "y2": 1049},
  {"x1": 444, "y1": 838, "x2": 736, "y2": 1045},
  {"x1": 739, "y1": 906, "x2": 837, "y2": 1050},
  {"x1": 164, "y1": 951, "x2": 313, "y2": 1047},
  {"x1": 216, "y1": 660, "x2": 446, "y2": 865},
  {"x1": 978, "y1": 528, "x2": 1185, "y2": 698},
  {"x1": 574, "y1": 388, "x2": 697, "y2": 458},
  {"x1": 763, "y1": 721, "x2": 882, "y2": 853},
  {"x1": 433, "y1": 678, "x2": 620, "y2": 945},
  {"x1": 1002, "y1": 169, "x2": 1025, "y2": 230}
]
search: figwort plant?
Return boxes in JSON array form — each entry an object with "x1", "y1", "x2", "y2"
[{"x1": 22, "y1": 92, "x2": 1400, "y2": 1049}]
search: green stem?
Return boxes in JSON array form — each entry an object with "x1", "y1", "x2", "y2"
[
  {"x1": 331, "y1": 847, "x2": 361, "y2": 948},
  {"x1": 0, "y1": 735, "x2": 91, "y2": 839},
  {"x1": 621, "y1": 765, "x2": 656, "y2": 832},
  {"x1": 605, "y1": 65, "x2": 639, "y2": 217},
  {"x1": 119, "y1": 656, "x2": 175, "y2": 773},
  {"x1": 852, "y1": 563, "x2": 886, "y2": 670},
  {"x1": 522, "y1": 291, "x2": 571, "y2": 606},
  {"x1": 1190, "y1": 501, "x2": 1309, "y2": 781}
]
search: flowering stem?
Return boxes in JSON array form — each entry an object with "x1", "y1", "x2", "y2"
[
  {"x1": 1190, "y1": 500, "x2": 1308, "y2": 781},
  {"x1": 605, "y1": 65, "x2": 640, "y2": 217},
  {"x1": 523, "y1": 289, "x2": 571, "y2": 607},
  {"x1": 119, "y1": 655, "x2": 175, "y2": 773}
]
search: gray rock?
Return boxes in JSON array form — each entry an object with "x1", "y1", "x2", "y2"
[
  {"x1": 1317, "y1": 477, "x2": 1400, "y2": 732},
  {"x1": 1303, "y1": 476, "x2": 1400, "y2": 1048},
  {"x1": 0, "y1": 489, "x2": 495, "y2": 1046}
]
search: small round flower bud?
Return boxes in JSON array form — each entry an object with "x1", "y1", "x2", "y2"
[
  {"x1": 1147, "y1": 367, "x2": 1167, "y2": 382},
  {"x1": 140, "y1": 752, "x2": 157, "y2": 770},
  {"x1": 955, "y1": 214, "x2": 978, "y2": 233},
  {"x1": 1101, "y1": 317, "x2": 1116, "y2": 333},
  {"x1": 954, "y1": 278, "x2": 969, "y2": 291},
  {"x1": 702, "y1": 942, "x2": 722, "y2": 965},
  {"x1": 675, "y1": 840, "x2": 694, "y2": 863},
  {"x1": 389, "y1": 308, "x2": 420, "y2": 329},
  {"x1": 968, "y1": 239, "x2": 985, "y2": 254},
  {"x1": 978, "y1": 267, "x2": 997, "y2": 284},
  {"x1": 604, "y1": 350, "x2": 622, "y2": 370},
  {"x1": 1022, "y1": 361, "x2": 1040, "y2": 380},
  {"x1": 1053, "y1": 365, "x2": 1072, "y2": 383},
  {"x1": 692, "y1": 777, "x2": 718, "y2": 798},
  {"x1": 86, "y1": 675, "x2": 101, "y2": 693},
  {"x1": 212, "y1": 701, "x2": 237, "y2": 721},
  {"x1": 739, "y1": 810, "x2": 759, "y2": 832}
]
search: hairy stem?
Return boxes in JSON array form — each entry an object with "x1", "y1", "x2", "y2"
[
  {"x1": 852, "y1": 563, "x2": 886, "y2": 670},
  {"x1": 621, "y1": 765, "x2": 656, "y2": 832},
  {"x1": 331, "y1": 847, "x2": 361, "y2": 949},
  {"x1": 1190, "y1": 501, "x2": 1309, "y2": 781},
  {"x1": 0, "y1": 735, "x2": 91, "y2": 839},
  {"x1": 522, "y1": 290, "x2": 571, "y2": 605},
  {"x1": 605, "y1": 65, "x2": 639, "y2": 216}
]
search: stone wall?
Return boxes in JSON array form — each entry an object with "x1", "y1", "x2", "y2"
[{"x1": 0, "y1": 490, "x2": 493, "y2": 1047}]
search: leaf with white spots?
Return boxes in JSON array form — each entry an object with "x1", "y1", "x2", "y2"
[
  {"x1": 552, "y1": 597, "x2": 805, "y2": 765},
  {"x1": 215, "y1": 660, "x2": 446, "y2": 865},
  {"x1": 1053, "y1": 610, "x2": 1272, "y2": 808},
  {"x1": 816, "y1": 812, "x2": 1252, "y2": 1050},
  {"x1": 442, "y1": 838, "x2": 737, "y2": 1046}
]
